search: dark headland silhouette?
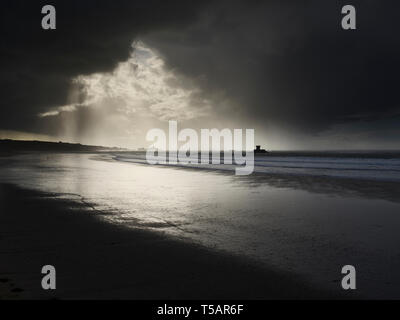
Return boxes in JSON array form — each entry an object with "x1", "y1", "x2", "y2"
[{"x1": 0, "y1": 139, "x2": 126, "y2": 153}]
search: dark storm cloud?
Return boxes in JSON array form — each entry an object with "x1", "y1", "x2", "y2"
[
  {"x1": 1, "y1": 0, "x2": 400, "y2": 141},
  {"x1": 144, "y1": 0, "x2": 400, "y2": 133}
]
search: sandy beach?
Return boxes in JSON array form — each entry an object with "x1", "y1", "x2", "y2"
[
  {"x1": 1, "y1": 151, "x2": 400, "y2": 299},
  {"x1": 0, "y1": 183, "x2": 341, "y2": 300}
]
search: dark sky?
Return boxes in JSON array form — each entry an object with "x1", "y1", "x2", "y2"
[{"x1": 1, "y1": 0, "x2": 400, "y2": 149}]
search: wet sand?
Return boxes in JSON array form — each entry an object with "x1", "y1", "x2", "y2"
[{"x1": 0, "y1": 183, "x2": 343, "y2": 300}]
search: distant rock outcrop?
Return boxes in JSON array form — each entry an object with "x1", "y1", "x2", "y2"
[{"x1": 254, "y1": 145, "x2": 268, "y2": 154}]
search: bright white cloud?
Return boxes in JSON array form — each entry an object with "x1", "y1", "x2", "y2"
[
  {"x1": 41, "y1": 42, "x2": 211, "y2": 122},
  {"x1": 38, "y1": 104, "x2": 78, "y2": 118}
]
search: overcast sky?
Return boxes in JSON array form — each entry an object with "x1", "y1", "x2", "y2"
[{"x1": 1, "y1": 0, "x2": 399, "y2": 150}]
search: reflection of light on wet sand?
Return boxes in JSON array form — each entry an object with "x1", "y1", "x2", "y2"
[{"x1": 1, "y1": 153, "x2": 400, "y2": 298}]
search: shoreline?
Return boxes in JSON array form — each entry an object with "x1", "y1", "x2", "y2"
[
  {"x1": 106, "y1": 154, "x2": 400, "y2": 203},
  {"x1": 0, "y1": 183, "x2": 344, "y2": 300}
]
